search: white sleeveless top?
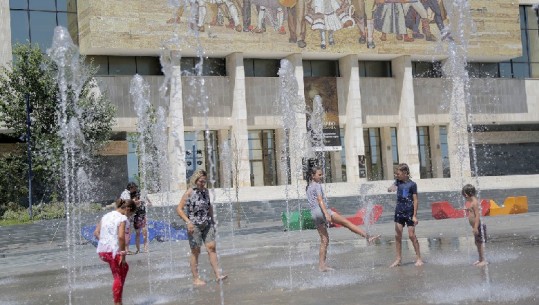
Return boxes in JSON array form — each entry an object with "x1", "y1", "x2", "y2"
[{"x1": 96, "y1": 210, "x2": 128, "y2": 256}]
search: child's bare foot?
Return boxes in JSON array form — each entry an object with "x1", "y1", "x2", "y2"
[
  {"x1": 216, "y1": 274, "x2": 228, "y2": 281},
  {"x1": 475, "y1": 261, "x2": 488, "y2": 267},
  {"x1": 319, "y1": 266, "x2": 335, "y2": 272},
  {"x1": 193, "y1": 278, "x2": 206, "y2": 286},
  {"x1": 415, "y1": 259, "x2": 424, "y2": 266},
  {"x1": 473, "y1": 260, "x2": 480, "y2": 265},
  {"x1": 366, "y1": 234, "x2": 381, "y2": 245},
  {"x1": 389, "y1": 259, "x2": 401, "y2": 268}
]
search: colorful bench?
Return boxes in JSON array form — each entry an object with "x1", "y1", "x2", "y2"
[
  {"x1": 331, "y1": 205, "x2": 384, "y2": 228},
  {"x1": 489, "y1": 196, "x2": 528, "y2": 216},
  {"x1": 431, "y1": 197, "x2": 527, "y2": 219}
]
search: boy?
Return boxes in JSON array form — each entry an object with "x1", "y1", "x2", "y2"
[
  {"x1": 462, "y1": 184, "x2": 488, "y2": 267},
  {"x1": 388, "y1": 163, "x2": 423, "y2": 267}
]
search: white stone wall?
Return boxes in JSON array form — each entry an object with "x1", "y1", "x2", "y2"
[{"x1": 0, "y1": 0, "x2": 12, "y2": 67}]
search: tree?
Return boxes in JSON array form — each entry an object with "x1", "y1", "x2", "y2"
[{"x1": 0, "y1": 43, "x2": 116, "y2": 205}]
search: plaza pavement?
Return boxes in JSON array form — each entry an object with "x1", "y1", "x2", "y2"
[{"x1": 0, "y1": 179, "x2": 538, "y2": 304}]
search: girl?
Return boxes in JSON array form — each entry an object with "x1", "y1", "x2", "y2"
[
  {"x1": 306, "y1": 166, "x2": 379, "y2": 271},
  {"x1": 94, "y1": 198, "x2": 137, "y2": 305},
  {"x1": 387, "y1": 163, "x2": 423, "y2": 267},
  {"x1": 176, "y1": 169, "x2": 227, "y2": 286},
  {"x1": 132, "y1": 192, "x2": 152, "y2": 254}
]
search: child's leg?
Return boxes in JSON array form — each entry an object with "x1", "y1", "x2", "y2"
[
  {"x1": 205, "y1": 241, "x2": 226, "y2": 280},
  {"x1": 390, "y1": 222, "x2": 404, "y2": 267},
  {"x1": 190, "y1": 247, "x2": 205, "y2": 285},
  {"x1": 331, "y1": 213, "x2": 367, "y2": 238},
  {"x1": 408, "y1": 226, "x2": 423, "y2": 266},
  {"x1": 135, "y1": 228, "x2": 141, "y2": 252},
  {"x1": 142, "y1": 226, "x2": 149, "y2": 252},
  {"x1": 316, "y1": 225, "x2": 332, "y2": 271}
]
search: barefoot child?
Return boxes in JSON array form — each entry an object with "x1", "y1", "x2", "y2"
[
  {"x1": 388, "y1": 163, "x2": 423, "y2": 267},
  {"x1": 94, "y1": 199, "x2": 137, "y2": 305},
  {"x1": 131, "y1": 192, "x2": 152, "y2": 253},
  {"x1": 306, "y1": 166, "x2": 379, "y2": 272},
  {"x1": 462, "y1": 184, "x2": 488, "y2": 267}
]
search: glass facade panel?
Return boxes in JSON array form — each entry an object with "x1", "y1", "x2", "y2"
[
  {"x1": 412, "y1": 61, "x2": 442, "y2": 78},
  {"x1": 439, "y1": 126, "x2": 450, "y2": 178},
  {"x1": 525, "y1": 6, "x2": 538, "y2": 29},
  {"x1": 391, "y1": 127, "x2": 399, "y2": 164},
  {"x1": 417, "y1": 127, "x2": 433, "y2": 178},
  {"x1": 136, "y1": 57, "x2": 163, "y2": 75},
  {"x1": 29, "y1": 0, "x2": 56, "y2": 10},
  {"x1": 184, "y1": 131, "x2": 220, "y2": 188},
  {"x1": 86, "y1": 55, "x2": 109, "y2": 75},
  {"x1": 304, "y1": 60, "x2": 339, "y2": 77},
  {"x1": 512, "y1": 63, "x2": 530, "y2": 78},
  {"x1": 363, "y1": 128, "x2": 383, "y2": 181},
  {"x1": 10, "y1": 0, "x2": 28, "y2": 9},
  {"x1": 29, "y1": 11, "x2": 57, "y2": 51},
  {"x1": 339, "y1": 128, "x2": 347, "y2": 182},
  {"x1": 57, "y1": 0, "x2": 77, "y2": 12},
  {"x1": 248, "y1": 130, "x2": 277, "y2": 186},
  {"x1": 10, "y1": 11, "x2": 29, "y2": 45},
  {"x1": 109, "y1": 56, "x2": 137, "y2": 75},
  {"x1": 202, "y1": 58, "x2": 226, "y2": 76}
]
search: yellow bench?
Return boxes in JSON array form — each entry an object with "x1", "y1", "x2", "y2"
[{"x1": 489, "y1": 196, "x2": 528, "y2": 216}]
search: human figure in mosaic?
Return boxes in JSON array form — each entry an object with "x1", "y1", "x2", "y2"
[
  {"x1": 305, "y1": 0, "x2": 354, "y2": 49},
  {"x1": 349, "y1": 0, "x2": 368, "y2": 44},
  {"x1": 207, "y1": 0, "x2": 244, "y2": 31},
  {"x1": 166, "y1": 0, "x2": 242, "y2": 32},
  {"x1": 373, "y1": 0, "x2": 414, "y2": 42},
  {"x1": 250, "y1": 0, "x2": 287, "y2": 34},
  {"x1": 286, "y1": 0, "x2": 308, "y2": 48},
  {"x1": 402, "y1": 0, "x2": 436, "y2": 41}
]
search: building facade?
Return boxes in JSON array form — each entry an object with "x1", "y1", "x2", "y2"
[{"x1": 1, "y1": 0, "x2": 539, "y2": 201}]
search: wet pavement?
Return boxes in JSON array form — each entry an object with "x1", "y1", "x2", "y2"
[{"x1": 0, "y1": 188, "x2": 538, "y2": 305}]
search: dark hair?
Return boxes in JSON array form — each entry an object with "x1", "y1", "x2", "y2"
[
  {"x1": 115, "y1": 198, "x2": 136, "y2": 211},
  {"x1": 126, "y1": 182, "x2": 138, "y2": 190},
  {"x1": 462, "y1": 184, "x2": 477, "y2": 197},
  {"x1": 396, "y1": 163, "x2": 411, "y2": 178},
  {"x1": 305, "y1": 166, "x2": 322, "y2": 191}
]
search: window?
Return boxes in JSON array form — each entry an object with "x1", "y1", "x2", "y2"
[
  {"x1": 303, "y1": 60, "x2": 340, "y2": 77},
  {"x1": 358, "y1": 61, "x2": 392, "y2": 77},
  {"x1": 391, "y1": 127, "x2": 399, "y2": 165},
  {"x1": 439, "y1": 126, "x2": 450, "y2": 178},
  {"x1": 10, "y1": 0, "x2": 79, "y2": 51},
  {"x1": 499, "y1": 5, "x2": 539, "y2": 78},
  {"x1": 248, "y1": 130, "x2": 277, "y2": 186},
  {"x1": 181, "y1": 57, "x2": 226, "y2": 76},
  {"x1": 109, "y1": 56, "x2": 136, "y2": 75},
  {"x1": 466, "y1": 63, "x2": 499, "y2": 78},
  {"x1": 363, "y1": 128, "x2": 384, "y2": 181},
  {"x1": 84, "y1": 56, "x2": 164, "y2": 76},
  {"x1": 184, "y1": 130, "x2": 221, "y2": 188},
  {"x1": 417, "y1": 127, "x2": 433, "y2": 178},
  {"x1": 412, "y1": 61, "x2": 442, "y2": 78},
  {"x1": 244, "y1": 59, "x2": 280, "y2": 77},
  {"x1": 339, "y1": 128, "x2": 347, "y2": 182}
]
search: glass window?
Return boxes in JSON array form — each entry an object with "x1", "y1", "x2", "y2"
[
  {"x1": 528, "y1": 29, "x2": 539, "y2": 63},
  {"x1": 439, "y1": 126, "x2": 450, "y2": 178},
  {"x1": 391, "y1": 127, "x2": 399, "y2": 164},
  {"x1": 57, "y1": 12, "x2": 78, "y2": 44},
  {"x1": 136, "y1": 57, "x2": 163, "y2": 75},
  {"x1": 416, "y1": 126, "x2": 432, "y2": 178},
  {"x1": 86, "y1": 55, "x2": 109, "y2": 75},
  {"x1": 57, "y1": 0, "x2": 77, "y2": 12},
  {"x1": 498, "y1": 62, "x2": 512, "y2": 78},
  {"x1": 109, "y1": 56, "x2": 137, "y2": 75},
  {"x1": 29, "y1": 0, "x2": 56, "y2": 11},
  {"x1": 202, "y1": 58, "x2": 226, "y2": 76},
  {"x1": 10, "y1": 0, "x2": 28, "y2": 9},
  {"x1": 244, "y1": 59, "x2": 254, "y2": 76},
  {"x1": 359, "y1": 61, "x2": 392, "y2": 77},
  {"x1": 525, "y1": 6, "x2": 538, "y2": 30},
  {"x1": 10, "y1": 10, "x2": 30, "y2": 45},
  {"x1": 180, "y1": 57, "x2": 196, "y2": 75},
  {"x1": 339, "y1": 128, "x2": 347, "y2": 182},
  {"x1": 512, "y1": 63, "x2": 530, "y2": 78},
  {"x1": 363, "y1": 128, "x2": 384, "y2": 181},
  {"x1": 29, "y1": 11, "x2": 57, "y2": 51},
  {"x1": 531, "y1": 62, "x2": 539, "y2": 79},
  {"x1": 304, "y1": 60, "x2": 339, "y2": 77},
  {"x1": 412, "y1": 61, "x2": 442, "y2": 78},
  {"x1": 467, "y1": 63, "x2": 499, "y2": 78}
]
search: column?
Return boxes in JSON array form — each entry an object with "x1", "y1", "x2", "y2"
[
  {"x1": 284, "y1": 53, "x2": 307, "y2": 186},
  {"x1": 381, "y1": 127, "x2": 395, "y2": 180},
  {"x1": 339, "y1": 54, "x2": 365, "y2": 183},
  {"x1": 429, "y1": 126, "x2": 443, "y2": 178},
  {"x1": 226, "y1": 52, "x2": 251, "y2": 187},
  {"x1": 217, "y1": 129, "x2": 231, "y2": 187},
  {"x1": 275, "y1": 128, "x2": 289, "y2": 185},
  {"x1": 0, "y1": 0, "x2": 12, "y2": 67},
  {"x1": 168, "y1": 51, "x2": 187, "y2": 191},
  {"x1": 392, "y1": 56, "x2": 420, "y2": 179}
]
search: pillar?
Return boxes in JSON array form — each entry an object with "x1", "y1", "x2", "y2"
[
  {"x1": 392, "y1": 56, "x2": 420, "y2": 179},
  {"x1": 0, "y1": 0, "x2": 12, "y2": 67},
  {"x1": 168, "y1": 51, "x2": 187, "y2": 191}
]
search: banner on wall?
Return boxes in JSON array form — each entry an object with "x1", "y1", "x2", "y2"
[{"x1": 304, "y1": 77, "x2": 341, "y2": 152}]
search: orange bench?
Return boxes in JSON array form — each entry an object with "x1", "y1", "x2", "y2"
[
  {"x1": 489, "y1": 196, "x2": 528, "y2": 216},
  {"x1": 331, "y1": 205, "x2": 383, "y2": 228}
]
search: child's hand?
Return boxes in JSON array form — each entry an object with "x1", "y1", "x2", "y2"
[
  {"x1": 473, "y1": 228, "x2": 479, "y2": 235},
  {"x1": 388, "y1": 185, "x2": 397, "y2": 192},
  {"x1": 325, "y1": 213, "x2": 332, "y2": 225},
  {"x1": 412, "y1": 216, "x2": 418, "y2": 225}
]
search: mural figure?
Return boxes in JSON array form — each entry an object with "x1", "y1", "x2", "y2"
[
  {"x1": 286, "y1": 0, "x2": 308, "y2": 48},
  {"x1": 250, "y1": 0, "x2": 287, "y2": 34},
  {"x1": 305, "y1": 0, "x2": 355, "y2": 49},
  {"x1": 402, "y1": 0, "x2": 436, "y2": 41},
  {"x1": 374, "y1": 0, "x2": 414, "y2": 42},
  {"x1": 208, "y1": 0, "x2": 244, "y2": 31},
  {"x1": 350, "y1": 0, "x2": 368, "y2": 44}
]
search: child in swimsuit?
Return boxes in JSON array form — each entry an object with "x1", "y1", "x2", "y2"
[{"x1": 462, "y1": 184, "x2": 488, "y2": 267}]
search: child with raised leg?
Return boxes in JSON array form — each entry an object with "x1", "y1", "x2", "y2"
[
  {"x1": 462, "y1": 184, "x2": 488, "y2": 267},
  {"x1": 388, "y1": 163, "x2": 423, "y2": 267},
  {"x1": 306, "y1": 166, "x2": 380, "y2": 272}
]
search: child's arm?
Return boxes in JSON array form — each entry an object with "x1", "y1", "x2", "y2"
[
  {"x1": 118, "y1": 221, "x2": 127, "y2": 264},
  {"x1": 93, "y1": 221, "x2": 101, "y2": 240},
  {"x1": 317, "y1": 194, "x2": 332, "y2": 224},
  {"x1": 388, "y1": 180, "x2": 397, "y2": 192},
  {"x1": 176, "y1": 189, "x2": 194, "y2": 232},
  {"x1": 471, "y1": 199, "x2": 480, "y2": 234},
  {"x1": 412, "y1": 193, "x2": 419, "y2": 224}
]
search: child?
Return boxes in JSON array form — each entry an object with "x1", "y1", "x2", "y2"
[
  {"x1": 94, "y1": 198, "x2": 137, "y2": 305},
  {"x1": 388, "y1": 163, "x2": 423, "y2": 267},
  {"x1": 462, "y1": 184, "x2": 488, "y2": 267},
  {"x1": 131, "y1": 192, "x2": 152, "y2": 254},
  {"x1": 306, "y1": 166, "x2": 379, "y2": 272}
]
